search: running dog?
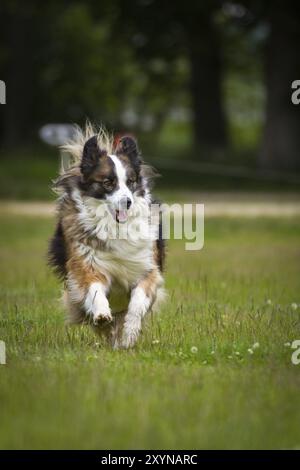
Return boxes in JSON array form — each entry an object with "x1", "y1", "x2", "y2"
[{"x1": 48, "y1": 125, "x2": 165, "y2": 348}]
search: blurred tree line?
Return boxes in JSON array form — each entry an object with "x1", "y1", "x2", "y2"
[{"x1": 0, "y1": 0, "x2": 300, "y2": 171}]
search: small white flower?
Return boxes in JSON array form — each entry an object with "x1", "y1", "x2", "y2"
[
  {"x1": 284, "y1": 342, "x2": 291, "y2": 347},
  {"x1": 235, "y1": 351, "x2": 240, "y2": 355},
  {"x1": 228, "y1": 355, "x2": 233, "y2": 359},
  {"x1": 248, "y1": 348, "x2": 254, "y2": 355},
  {"x1": 152, "y1": 339, "x2": 160, "y2": 345},
  {"x1": 211, "y1": 350, "x2": 215, "y2": 355},
  {"x1": 95, "y1": 342, "x2": 100, "y2": 347},
  {"x1": 291, "y1": 303, "x2": 298, "y2": 310},
  {"x1": 266, "y1": 299, "x2": 272, "y2": 305},
  {"x1": 190, "y1": 346, "x2": 198, "y2": 354},
  {"x1": 252, "y1": 342, "x2": 260, "y2": 349}
]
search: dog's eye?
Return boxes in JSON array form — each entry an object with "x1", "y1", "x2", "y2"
[
  {"x1": 127, "y1": 177, "x2": 136, "y2": 187},
  {"x1": 103, "y1": 178, "x2": 114, "y2": 191}
]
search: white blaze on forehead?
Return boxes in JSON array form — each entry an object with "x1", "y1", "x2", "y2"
[
  {"x1": 107, "y1": 154, "x2": 133, "y2": 211},
  {"x1": 109, "y1": 154, "x2": 127, "y2": 186}
]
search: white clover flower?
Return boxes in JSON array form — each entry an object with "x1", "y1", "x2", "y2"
[
  {"x1": 235, "y1": 351, "x2": 240, "y2": 355},
  {"x1": 266, "y1": 299, "x2": 272, "y2": 305},
  {"x1": 152, "y1": 339, "x2": 160, "y2": 345},
  {"x1": 291, "y1": 303, "x2": 298, "y2": 310},
  {"x1": 190, "y1": 346, "x2": 198, "y2": 354},
  {"x1": 252, "y1": 342, "x2": 260, "y2": 349},
  {"x1": 211, "y1": 350, "x2": 215, "y2": 355},
  {"x1": 248, "y1": 348, "x2": 254, "y2": 354}
]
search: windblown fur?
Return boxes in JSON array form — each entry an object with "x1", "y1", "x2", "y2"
[{"x1": 49, "y1": 124, "x2": 165, "y2": 348}]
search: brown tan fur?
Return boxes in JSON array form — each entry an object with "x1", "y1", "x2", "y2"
[{"x1": 48, "y1": 125, "x2": 165, "y2": 348}]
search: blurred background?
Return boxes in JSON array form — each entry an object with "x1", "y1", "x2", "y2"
[{"x1": 0, "y1": 0, "x2": 300, "y2": 199}]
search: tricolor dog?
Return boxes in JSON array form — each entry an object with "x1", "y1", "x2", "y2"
[{"x1": 48, "y1": 125, "x2": 165, "y2": 348}]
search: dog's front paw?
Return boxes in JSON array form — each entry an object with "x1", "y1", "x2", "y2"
[
  {"x1": 121, "y1": 317, "x2": 141, "y2": 349},
  {"x1": 93, "y1": 308, "x2": 113, "y2": 326},
  {"x1": 85, "y1": 282, "x2": 112, "y2": 327}
]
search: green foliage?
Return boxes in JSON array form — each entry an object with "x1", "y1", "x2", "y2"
[
  {"x1": 0, "y1": 145, "x2": 58, "y2": 200},
  {"x1": 41, "y1": 3, "x2": 137, "y2": 123},
  {"x1": 0, "y1": 0, "x2": 269, "y2": 157}
]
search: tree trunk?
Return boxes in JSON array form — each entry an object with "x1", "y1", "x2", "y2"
[
  {"x1": 261, "y1": 2, "x2": 300, "y2": 171},
  {"x1": 187, "y1": 12, "x2": 228, "y2": 155},
  {"x1": 2, "y1": 5, "x2": 35, "y2": 147}
]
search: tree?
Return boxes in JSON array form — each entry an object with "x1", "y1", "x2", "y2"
[
  {"x1": 1, "y1": 0, "x2": 230, "y2": 156},
  {"x1": 184, "y1": 3, "x2": 227, "y2": 151},
  {"x1": 261, "y1": 1, "x2": 300, "y2": 171},
  {"x1": 0, "y1": 1, "x2": 66, "y2": 146},
  {"x1": 116, "y1": 0, "x2": 228, "y2": 155},
  {"x1": 0, "y1": 2, "x2": 37, "y2": 145},
  {"x1": 0, "y1": 1, "x2": 147, "y2": 148}
]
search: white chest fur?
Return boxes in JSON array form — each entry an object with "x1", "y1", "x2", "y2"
[
  {"x1": 76, "y1": 237, "x2": 155, "y2": 290},
  {"x1": 72, "y1": 190, "x2": 156, "y2": 291}
]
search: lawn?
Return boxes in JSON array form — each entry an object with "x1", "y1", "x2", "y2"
[{"x1": 0, "y1": 213, "x2": 300, "y2": 449}]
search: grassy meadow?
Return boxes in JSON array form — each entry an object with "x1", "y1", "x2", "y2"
[{"x1": 0, "y1": 211, "x2": 300, "y2": 449}]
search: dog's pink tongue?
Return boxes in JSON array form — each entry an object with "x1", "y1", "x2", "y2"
[{"x1": 118, "y1": 210, "x2": 127, "y2": 222}]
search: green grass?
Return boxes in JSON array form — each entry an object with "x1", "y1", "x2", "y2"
[
  {"x1": 0, "y1": 145, "x2": 58, "y2": 200},
  {"x1": 1, "y1": 214, "x2": 300, "y2": 449}
]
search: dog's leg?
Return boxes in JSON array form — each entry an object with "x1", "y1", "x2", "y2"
[
  {"x1": 84, "y1": 281, "x2": 113, "y2": 326},
  {"x1": 121, "y1": 269, "x2": 163, "y2": 349},
  {"x1": 66, "y1": 253, "x2": 112, "y2": 326},
  {"x1": 110, "y1": 311, "x2": 127, "y2": 349},
  {"x1": 92, "y1": 310, "x2": 127, "y2": 348},
  {"x1": 91, "y1": 320, "x2": 114, "y2": 345}
]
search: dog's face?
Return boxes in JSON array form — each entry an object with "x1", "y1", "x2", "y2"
[{"x1": 79, "y1": 135, "x2": 144, "y2": 223}]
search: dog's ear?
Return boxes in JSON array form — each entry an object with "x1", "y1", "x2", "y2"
[
  {"x1": 115, "y1": 135, "x2": 141, "y2": 165},
  {"x1": 80, "y1": 135, "x2": 106, "y2": 178}
]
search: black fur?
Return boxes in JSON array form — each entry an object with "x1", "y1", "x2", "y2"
[
  {"x1": 156, "y1": 225, "x2": 165, "y2": 272},
  {"x1": 80, "y1": 135, "x2": 107, "y2": 178},
  {"x1": 152, "y1": 198, "x2": 166, "y2": 272},
  {"x1": 115, "y1": 136, "x2": 141, "y2": 173},
  {"x1": 48, "y1": 221, "x2": 67, "y2": 279}
]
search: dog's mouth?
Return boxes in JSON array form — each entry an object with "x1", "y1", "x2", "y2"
[{"x1": 115, "y1": 209, "x2": 128, "y2": 224}]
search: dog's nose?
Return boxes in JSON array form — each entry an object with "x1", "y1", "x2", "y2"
[{"x1": 120, "y1": 197, "x2": 132, "y2": 210}]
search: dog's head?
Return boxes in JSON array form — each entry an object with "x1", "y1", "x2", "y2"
[{"x1": 79, "y1": 135, "x2": 145, "y2": 223}]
